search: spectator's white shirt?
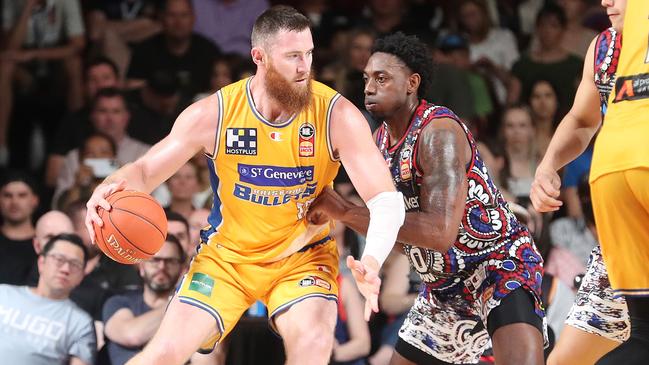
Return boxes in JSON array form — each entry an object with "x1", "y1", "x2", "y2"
[
  {"x1": 2, "y1": 0, "x2": 85, "y2": 48},
  {"x1": 469, "y1": 28, "x2": 520, "y2": 70}
]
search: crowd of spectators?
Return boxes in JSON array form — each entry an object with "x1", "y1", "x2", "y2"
[{"x1": 0, "y1": 0, "x2": 612, "y2": 364}]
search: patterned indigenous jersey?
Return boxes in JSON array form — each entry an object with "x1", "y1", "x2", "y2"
[
  {"x1": 200, "y1": 78, "x2": 341, "y2": 263},
  {"x1": 594, "y1": 27, "x2": 622, "y2": 117},
  {"x1": 375, "y1": 101, "x2": 543, "y2": 302},
  {"x1": 591, "y1": 0, "x2": 649, "y2": 182}
]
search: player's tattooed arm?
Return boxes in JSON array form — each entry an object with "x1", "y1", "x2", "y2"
[
  {"x1": 396, "y1": 118, "x2": 469, "y2": 251},
  {"x1": 313, "y1": 118, "x2": 469, "y2": 251}
]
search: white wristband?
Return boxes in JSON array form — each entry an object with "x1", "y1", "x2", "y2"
[{"x1": 361, "y1": 191, "x2": 406, "y2": 268}]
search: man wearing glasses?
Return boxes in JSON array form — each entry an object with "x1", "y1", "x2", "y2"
[
  {"x1": 0, "y1": 233, "x2": 97, "y2": 365},
  {"x1": 103, "y1": 234, "x2": 186, "y2": 365}
]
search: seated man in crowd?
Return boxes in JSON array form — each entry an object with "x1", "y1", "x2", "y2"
[
  {"x1": 103, "y1": 235, "x2": 186, "y2": 365},
  {"x1": 0, "y1": 170, "x2": 39, "y2": 285},
  {"x1": 0, "y1": 233, "x2": 96, "y2": 365}
]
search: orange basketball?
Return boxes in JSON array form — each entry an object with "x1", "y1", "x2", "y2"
[{"x1": 93, "y1": 190, "x2": 167, "y2": 264}]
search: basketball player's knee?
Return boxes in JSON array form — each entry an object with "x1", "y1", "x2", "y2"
[
  {"x1": 291, "y1": 322, "x2": 333, "y2": 355},
  {"x1": 143, "y1": 339, "x2": 188, "y2": 364}
]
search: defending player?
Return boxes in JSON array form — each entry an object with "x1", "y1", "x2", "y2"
[
  {"x1": 308, "y1": 33, "x2": 545, "y2": 365},
  {"x1": 85, "y1": 6, "x2": 405, "y2": 365}
]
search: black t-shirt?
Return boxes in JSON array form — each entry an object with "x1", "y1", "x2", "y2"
[
  {"x1": 127, "y1": 33, "x2": 221, "y2": 95},
  {"x1": 0, "y1": 232, "x2": 37, "y2": 285},
  {"x1": 51, "y1": 107, "x2": 92, "y2": 156}
]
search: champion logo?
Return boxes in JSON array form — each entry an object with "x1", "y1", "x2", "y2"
[{"x1": 269, "y1": 132, "x2": 282, "y2": 141}]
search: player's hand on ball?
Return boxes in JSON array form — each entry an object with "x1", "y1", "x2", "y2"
[
  {"x1": 530, "y1": 166, "x2": 562, "y2": 213},
  {"x1": 85, "y1": 180, "x2": 126, "y2": 244},
  {"x1": 346, "y1": 255, "x2": 381, "y2": 321}
]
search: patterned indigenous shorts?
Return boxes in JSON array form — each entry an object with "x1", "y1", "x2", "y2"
[{"x1": 565, "y1": 245, "x2": 630, "y2": 342}]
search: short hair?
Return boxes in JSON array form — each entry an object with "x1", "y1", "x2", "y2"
[
  {"x1": 165, "y1": 210, "x2": 189, "y2": 233},
  {"x1": 251, "y1": 5, "x2": 310, "y2": 47},
  {"x1": 536, "y1": 3, "x2": 567, "y2": 28},
  {"x1": 42, "y1": 233, "x2": 88, "y2": 264},
  {"x1": 91, "y1": 87, "x2": 128, "y2": 112},
  {"x1": 81, "y1": 132, "x2": 117, "y2": 157},
  {"x1": 372, "y1": 32, "x2": 434, "y2": 100},
  {"x1": 164, "y1": 233, "x2": 187, "y2": 263},
  {"x1": 0, "y1": 169, "x2": 39, "y2": 195},
  {"x1": 84, "y1": 56, "x2": 119, "y2": 79}
]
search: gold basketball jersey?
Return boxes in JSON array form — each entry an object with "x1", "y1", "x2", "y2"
[
  {"x1": 591, "y1": 0, "x2": 649, "y2": 182},
  {"x1": 200, "y1": 78, "x2": 341, "y2": 263}
]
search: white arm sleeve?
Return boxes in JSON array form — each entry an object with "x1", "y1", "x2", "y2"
[{"x1": 361, "y1": 191, "x2": 406, "y2": 267}]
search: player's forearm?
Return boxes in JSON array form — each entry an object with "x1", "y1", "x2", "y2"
[
  {"x1": 102, "y1": 162, "x2": 152, "y2": 193},
  {"x1": 334, "y1": 338, "x2": 371, "y2": 362},
  {"x1": 380, "y1": 293, "x2": 416, "y2": 315},
  {"x1": 343, "y1": 208, "x2": 456, "y2": 252},
  {"x1": 541, "y1": 113, "x2": 598, "y2": 171}
]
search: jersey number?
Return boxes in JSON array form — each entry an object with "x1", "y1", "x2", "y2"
[
  {"x1": 408, "y1": 247, "x2": 428, "y2": 273},
  {"x1": 296, "y1": 199, "x2": 315, "y2": 220}
]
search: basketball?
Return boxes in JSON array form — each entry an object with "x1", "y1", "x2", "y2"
[{"x1": 94, "y1": 190, "x2": 167, "y2": 264}]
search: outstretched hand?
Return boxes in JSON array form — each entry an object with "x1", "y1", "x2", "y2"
[
  {"x1": 85, "y1": 180, "x2": 126, "y2": 244},
  {"x1": 346, "y1": 255, "x2": 381, "y2": 321}
]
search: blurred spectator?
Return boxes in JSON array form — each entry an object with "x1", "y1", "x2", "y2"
[
  {"x1": 528, "y1": 79, "x2": 561, "y2": 156},
  {"x1": 190, "y1": 153, "x2": 214, "y2": 209},
  {"x1": 457, "y1": 0, "x2": 519, "y2": 104},
  {"x1": 55, "y1": 132, "x2": 118, "y2": 209},
  {"x1": 126, "y1": 0, "x2": 221, "y2": 96},
  {"x1": 46, "y1": 56, "x2": 122, "y2": 188},
  {"x1": 127, "y1": 70, "x2": 188, "y2": 145},
  {"x1": 431, "y1": 33, "x2": 482, "y2": 123},
  {"x1": 33, "y1": 210, "x2": 74, "y2": 254},
  {"x1": 499, "y1": 106, "x2": 539, "y2": 203},
  {"x1": 0, "y1": 170, "x2": 39, "y2": 285},
  {"x1": 475, "y1": 139, "x2": 515, "y2": 202},
  {"x1": 55, "y1": 89, "x2": 150, "y2": 206},
  {"x1": 188, "y1": 208, "x2": 209, "y2": 257},
  {"x1": 192, "y1": 0, "x2": 269, "y2": 57},
  {"x1": 193, "y1": 55, "x2": 239, "y2": 102},
  {"x1": 0, "y1": 0, "x2": 86, "y2": 166},
  {"x1": 356, "y1": 0, "x2": 425, "y2": 38},
  {"x1": 165, "y1": 161, "x2": 200, "y2": 219},
  {"x1": 550, "y1": 177, "x2": 598, "y2": 268},
  {"x1": 0, "y1": 233, "x2": 96, "y2": 365},
  {"x1": 561, "y1": 142, "x2": 593, "y2": 219},
  {"x1": 87, "y1": 0, "x2": 161, "y2": 76},
  {"x1": 321, "y1": 27, "x2": 376, "y2": 110},
  {"x1": 554, "y1": 0, "x2": 597, "y2": 57},
  {"x1": 332, "y1": 221, "x2": 371, "y2": 365},
  {"x1": 511, "y1": 4, "x2": 582, "y2": 112},
  {"x1": 103, "y1": 235, "x2": 186, "y2": 365},
  {"x1": 165, "y1": 210, "x2": 192, "y2": 259},
  {"x1": 370, "y1": 251, "x2": 419, "y2": 365}
]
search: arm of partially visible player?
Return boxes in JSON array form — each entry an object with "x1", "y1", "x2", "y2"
[
  {"x1": 85, "y1": 93, "x2": 219, "y2": 242},
  {"x1": 69, "y1": 357, "x2": 90, "y2": 365},
  {"x1": 329, "y1": 96, "x2": 405, "y2": 319},
  {"x1": 531, "y1": 37, "x2": 601, "y2": 212}
]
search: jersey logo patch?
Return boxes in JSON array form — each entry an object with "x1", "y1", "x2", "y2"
[
  {"x1": 298, "y1": 275, "x2": 331, "y2": 290},
  {"x1": 238, "y1": 164, "x2": 314, "y2": 186},
  {"x1": 614, "y1": 73, "x2": 649, "y2": 103},
  {"x1": 226, "y1": 128, "x2": 257, "y2": 155},
  {"x1": 188, "y1": 272, "x2": 215, "y2": 296},
  {"x1": 298, "y1": 122, "x2": 315, "y2": 157}
]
